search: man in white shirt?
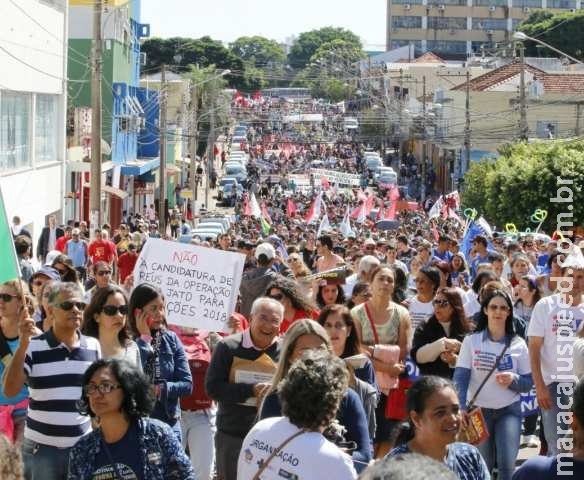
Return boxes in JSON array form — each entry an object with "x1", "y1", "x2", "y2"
[
  {"x1": 528, "y1": 246, "x2": 584, "y2": 456},
  {"x1": 344, "y1": 255, "x2": 380, "y2": 298}
]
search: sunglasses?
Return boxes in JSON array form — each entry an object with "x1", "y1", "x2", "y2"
[
  {"x1": 55, "y1": 268, "x2": 68, "y2": 276},
  {"x1": 288, "y1": 257, "x2": 300, "y2": 262},
  {"x1": 432, "y1": 299, "x2": 450, "y2": 308},
  {"x1": 0, "y1": 293, "x2": 18, "y2": 302},
  {"x1": 268, "y1": 293, "x2": 284, "y2": 301},
  {"x1": 101, "y1": 305, "x2": 129, "y2": 316},
  {"x1": 97, "y1": 270, "x2": 112, "y2": 276},
  {"x1": 54, "y1": 301, "x2": 86, "y2": 311}
]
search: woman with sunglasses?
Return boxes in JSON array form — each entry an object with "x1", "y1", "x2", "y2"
[
  {"x1": 84, "y1": 261, "x2": 114, "y2": 304},
  {"x1": 51, "y1": 254, "x2": 80, "y2": 285},
  {"x1": 411, "y1": 288, "x2": 471, "y2": 379},
  {"x1": 347, "y1": 282, "x2": 371, "y2": 309},
  {"x1": 127, "y1": 283, "x2": 192, "y2": 442},
  {"x1": 0, "y1": 280, "x2": 39, "y2": 445},
  {"x1": 82, "y1": 285, "x2": 141, "y2": 368},
  {"x1": 265, "y1": 277, "x2": 319, "y2": 334},
  {"x1": 68, "y1": 358, "x2": 194, "y2": 479},
  {"x1": 453, "y1": 289, "x2": 532, "y2": 480},
  {"x1": 287, "y1": 253, "x2": 313, "y2": 298}
]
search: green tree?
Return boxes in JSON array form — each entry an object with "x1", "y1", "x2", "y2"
[
  {"x1": 462, "y1": 141, "x2": 584, "y2": 232},
  {"x1": 229, "y1": 36, "x2": 286, "y2": 67},
  {"x1": 516, "y1": 11, "x2": 584, "y2": 61},
  {"x1": 288, "y1": 27, "x2": 362, "y2": 69}
]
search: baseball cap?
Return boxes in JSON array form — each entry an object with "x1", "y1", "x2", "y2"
[
  {"x1": 32, "y1": 266, "x2": 61, "y2": 281},
  {"x1": 255, "y1": 242, "x2": 275, "y2": 260},
  {"x1": 44, "y1": 250, "x2": 61, "y2": 266}
]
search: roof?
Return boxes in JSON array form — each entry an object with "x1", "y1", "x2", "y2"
[
  {"x1": 412, "y1": 52, "x2": 446, "y2": 64},
  {"x1": 452, "y1": 59, "x2": 584, "y2": 93}
]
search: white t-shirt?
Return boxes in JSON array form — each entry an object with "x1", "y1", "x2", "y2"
[
  {"x1": 237, "y1": 417, "x2": 357, "y2": 480},
  {"x1": 407, "y1": 296, "x2": 434, "y2": 331},
  {"x1": 527, "y1": 294, "x2": 584, "y2": 385},
  {"x1": 457, "y1": 332, "x2": 531, "y2": 409}
]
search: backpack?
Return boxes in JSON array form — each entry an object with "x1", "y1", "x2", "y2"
[{"x1": 180, "y1": 332, "x2": 213, "y2": 411}]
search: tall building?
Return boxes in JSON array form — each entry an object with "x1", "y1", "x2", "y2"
[
  {"x1": 0, "y1": 0, "x2": 68, "y2": 246},
  {"x1": 386, "y1": 0, "x2": 581, "y2": 56}
]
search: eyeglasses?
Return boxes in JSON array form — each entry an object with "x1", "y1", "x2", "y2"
[
  {"x1": 432, "y1": 299, "x2": 450, "y2": 308},
  {"x1": 101, "y1": 305, "x2": 129, "y2": 316},
  {"x1": 84, "y1": 382, "x2": 121, "y2": 396},
  {"x1": 54, "y1": 268, "x2": 68, "y2": 276},
  {"x1": 268, "y1": 293, "x2": 284, "y2": 301},
  {"x1": 54, "y1": 301, "x2": 86, "y2": 311},
  {"x1": 0, "y1": 293, "x2": 18, "y2": 302},
  {"x1": 324, "y1": 322, "x2": 347, "y2": 330},
  {"x1": 97, "y1": 270, "x2": 112, "y2": 276},
  {"x1": 288, "y1": 257, "x2": 300, "y2": 262},
  {"x1": 487, "y1": 304, "x2": 510, "y2": 312}
]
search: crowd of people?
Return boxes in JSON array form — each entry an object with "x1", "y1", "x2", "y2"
[{"x1": 2, "y1": 130, "x2": 584, "y2": 479}]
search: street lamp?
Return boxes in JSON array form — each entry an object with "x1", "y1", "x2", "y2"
[{"x1": 512, "y1": 32, "x2": 584, "y2": 65}]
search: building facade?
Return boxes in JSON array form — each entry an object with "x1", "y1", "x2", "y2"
[
  {"x1": 0, "y1": 0, "x2": 68, "y2": 249},
  {"x1": 386, "y1": 0, "x2": 582, "y2": 56}
]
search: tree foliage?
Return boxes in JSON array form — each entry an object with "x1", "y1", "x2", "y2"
[
  {"x1": 287, "y1": 27, "x2": 362, "y2": 69},
  {"x1": 462, "y1": 141, "x2": 584, "y2": 232},
  {"x1": 229, "y1": 36, "x2": 286, "y2": 67},
  {"x1": 517, "y1": 11, "x2": 584, "y2": 61}
]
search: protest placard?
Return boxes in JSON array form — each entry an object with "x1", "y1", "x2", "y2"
[{"x1": 134, "y1": 238, "x2": 245, "y2": 332}]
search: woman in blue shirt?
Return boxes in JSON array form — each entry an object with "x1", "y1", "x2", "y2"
[{"x1": 387, "y1": 375, "x2": 490, "y2": 480}]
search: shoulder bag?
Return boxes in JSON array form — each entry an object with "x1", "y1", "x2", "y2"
[
  {"x1": 252, "y1": 429, "x2": 306, "y2": 480},
  {"x1": 458, "y1": 340, "x2": 509, "y2": 445}
]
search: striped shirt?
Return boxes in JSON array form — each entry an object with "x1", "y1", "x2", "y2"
[{"x1": 24, "y1": 328, "x2": 101, "y2": 448}]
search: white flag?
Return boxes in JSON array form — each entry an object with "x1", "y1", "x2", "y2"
[
  {"x1": 317, "y1": 212, "x2": 331, "y2": 237},
  {"x1": 339, "y1": 209, "x2": 354, "y2": 237},
  {"x1": 249, "y1": 192, "x2": 261, "y2": 219}
]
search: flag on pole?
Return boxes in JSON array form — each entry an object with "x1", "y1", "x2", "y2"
[
  {"x1": 0, "y1": 186, "x2": 20, "y2": 283},
  {"x1": 428, "y1": 195, "x2": 444, "y2": 219},
  {"x1": 339, "y1": 209, "x2": 354, "y2": 237},
  {"x1": 385, "y1": 185, "x2": 400, "y2": 220},
  {"x1": 260, "y1": 217, "x2": 271, "y2": 236},
  {"x1": 242, "y1": 193, "x2": 251, "y2": 217},
  {"x1": 317, "y1": 213, "x2": 331, "y2": 237},
  {"x1": 460, "y1": 219, "x2": 495, "y2": 261},
  {"x1": 249, "y1": 192, "x2": 261, "y2": 219},
  {"x1": 260, "y1": 202, "x2": 272, "y2": 224},
  {"x1": 304, "y1": 192, "x2": 322, "y2": 224},
  {"x1": 286, "y1": 198, "x2": 297, "y2": 217},
  {"x1": 356, "y1": 204, "x2": 366, "y2": 224}
]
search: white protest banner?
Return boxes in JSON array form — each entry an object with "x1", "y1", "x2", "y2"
[
  {"x1": 134, "y1": 238, "x2": 245, "y2": 332},
  {"x1": 310, "y1": 168, "x2": 361, "y2": 187}
]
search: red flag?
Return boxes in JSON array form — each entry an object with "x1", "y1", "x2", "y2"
[
  {"x1": 350, "y1": 203, "x2": 363, "y2": 220},
  {"x1": 431, "y1": 221, "x2": 440, "y2": 241},
  {"x1": 286, "y1": 198, "x2": 297, "y2": 217},
  {"x1": 376, "y1": 206, "x2": 384, "y2": 221},
  {"x1": 243, "y1": 193, "x2": 251, "y2": 216},
  {"x1": 252, "y1": 90, "x2": 262, "y2": 100},
  {"x1": 385, "y1": 185, "x2": 400, "y2": 220},
  {"x1": 321, "y1": 177, "x2": 330, "y2": 190},
  {"x1": 365, "y1": 195, "x2": 376, "y2": 215},
  {"x1": 356, "y1": 189, "x2": 367, "y2": 201}
]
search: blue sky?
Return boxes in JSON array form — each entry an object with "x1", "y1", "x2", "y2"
[{"x1": 140, "y1": 0, "x2": 387, "y2": 51}]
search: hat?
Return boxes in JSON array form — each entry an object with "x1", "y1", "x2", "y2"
[
  {"x1": 32, "y1": 266, "x2": 60, "y2": 281},
  {"x1": 364, "y1": 238, "x2": 376, "y2": 247},
  {"x1": 255, "y1": 242, "x2": 275, "y2": 260},
  {"x1": 44, "y1": 250, "x2": 61, "y2": 266}
]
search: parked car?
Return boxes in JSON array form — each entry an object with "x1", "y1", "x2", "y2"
[
  {"x1": 217, "y1": 177, "x2": 243, "y2": 205},
  {"x1": 224, "y1": 164, "x2": 247, "y2": 183}
]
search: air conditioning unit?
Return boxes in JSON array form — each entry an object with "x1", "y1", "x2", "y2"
[
  {"x1": 486, "y1": 29, "x2": 494, "y2": 35},
  {"x1": 404, "y1": 3, "x2": 411, "y2": 10},
  {"x1": 488, "y1": 5, "x2": 496, "y2": 12},
  {"x1": 438, "y1": 4, "x2": 445, "y2": 10},
  {"x1": 524, "y1": 7, "x2": 530, "y2": 13}
]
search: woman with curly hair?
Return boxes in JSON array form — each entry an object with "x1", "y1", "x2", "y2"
[
  {"x1": 240, "y1": 351, "x2": 357, "y2": 479},
  {"x1": 259, "y1": 320, "x2": 371, "y2": 473},
  {"x1": 265, "y1": 277, "x2": 319, "y2": 334},
  {"x1": 68, "y1": 358, "x2": 194, "y2": 479}
]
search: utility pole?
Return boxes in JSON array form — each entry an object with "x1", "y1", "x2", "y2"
[
  {"x1": 464, "y1": 70, "x2": 471, "y2": 176},
  {"x1": 576, "y1": 103, "x2": 582, "y2": 137},
  {"x1": 189, "y1": 81, "x2": 198, "y2": 223},
  {"x1": 89, "y1": 0, "x2": 103, "y2": 233},
  {"x1": 421, "y1": 75, "x2": 427, "y2": 203},
  {"x1": 158, "y1": 64, "x2": 168, "y2": 234},
  {"x1": 205, "y1": 103, "x2": 215, "y2": 211},
  {"x1": 519, "y1": 46, "x2": 528, "y2": 141}
]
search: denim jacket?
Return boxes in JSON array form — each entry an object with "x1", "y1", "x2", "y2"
[
  {"x1": 67, "y1": 418, "x2": 195, "y2": 479},
  {"x1": 137, "y1": 329, "x2": 192, "y2": 425}
]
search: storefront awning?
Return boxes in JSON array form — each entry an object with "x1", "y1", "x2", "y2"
[
  {"x1": 120, "y1": 157, "x2": 160, "y2": 176},
  {"x1": 102, "y1": 185, "x2": 129, "y2": 199}
]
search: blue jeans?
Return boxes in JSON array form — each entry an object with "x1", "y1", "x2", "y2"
[
  {"x1": 22, "y1": 438, "x2": 70, "y2": 480},
  {"x1": 477, "y1": 401, "x2": 522, "y2": 480},
  {"x1": 541, "y1": 382, "x2": 573, "y2": 457}
]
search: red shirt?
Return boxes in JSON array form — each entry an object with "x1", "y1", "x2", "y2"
[
  {"x1": 279, "y1": 308, "x2": 320, "y2": 335},
  {"x1": 55, "y1": 235, "x2": 69, "y2": 253},
  {"x1": 88, "y1": 239, "x2": 116, "y2": 264},
  {"x1": 117, "y1": 251, "x2": 138, "y2": 283}
]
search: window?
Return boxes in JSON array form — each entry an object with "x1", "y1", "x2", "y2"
[
  {"x1": 428, "y1": 17, "x2": 467, "y2": 30},
  {"x1": 472, "y1": 18, "x2": 508, "y2": 30},
  {"x1": 35, "y1": 94, "x2": 59, "y2": 164},
  {"x1": 427, "y1": 40, "x2": 468, "y2": 54},
  {"x1": 392, "y1": 16, "x2": 423, "y2": 28},
  {"x1": 393, "y1": 0, "x2": 423, "y2": 4},
  {"x1": 546, "y1": 0, "x2": 576, "y2": 8},
  {"x1": 0, "y1": 92, "x2": 31, "y2": 171},
  {"x1": 474, "y1": 0, "x2": 507, "y2": 5},
  {"x1": 518, "y1": 0, "x2": 542, "y2": 7}
]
